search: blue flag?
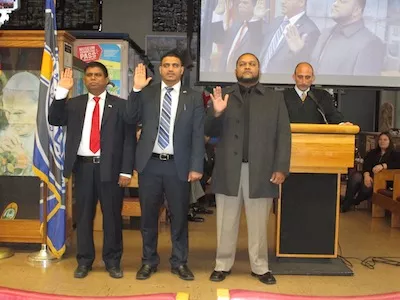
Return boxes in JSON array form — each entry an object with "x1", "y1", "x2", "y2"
[{"x1": 33, "y1": 0, "x2": 66, "y2": 258}]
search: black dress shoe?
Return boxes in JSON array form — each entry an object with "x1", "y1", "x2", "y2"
[
  {"x1": 136, "y1": 264, "x2": 157, "y2": 280},
  {"x1": 171, "y1": 265, "x2": 194, "y2": 281},
  {"x1": 74, "y1": 265, "x2": 92, "y2": 279},
  {"x1": 188, "y1": 215, "x2": 204, "y2": 222},
  {"x1": 193, "y1": 206, "x2": 213, "y2": 214},
  {"x1": 209, "y1": 270, "x2": 231, "y2": 282},
  {"x1": 251, "y1": 271, "x2": 276, "y2": 285},
  {"x1": 106, "y1": 266, "x2": 123, "y2": 279}
]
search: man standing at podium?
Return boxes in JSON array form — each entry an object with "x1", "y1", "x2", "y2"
[
  {"x1": 206, "y1": 53, "x2": 291, "y2": 285},
  {"x1": 283, "y1": 62, "x2": 350, "y2": 124}
]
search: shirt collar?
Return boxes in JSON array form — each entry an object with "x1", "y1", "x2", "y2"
[
  {"x1": 161, "y1": 81, "x2": 181, "y2": 93},
  {"x1": 287, "y1": 11, "x2": 305, "y2": 26},
  {"x1": 88, "y1": 90, "x2": 107, "y2": 101},
  {"x1": 294, "y1": 85, "x2": 310, "y2": 98},
  {"x1": 334, "y1": 19, "x2": 365, "y2": 38}
]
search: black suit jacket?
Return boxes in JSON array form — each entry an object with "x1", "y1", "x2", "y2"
[
  {"x1": 283, "y1": 87, "x2": 344, "y2": 124},
  {"x1": 212, "y1": 20, "x2": 264, "y2": 72},
  {"x1": 125, "y1": 83, "x2": 205, "y2": 181},
  {"x1": 260, "y1": 14, "x2": 320, "y2": 73},
  {"x1": 48, "y1": 93, "x2": 136, "y2": 182}
]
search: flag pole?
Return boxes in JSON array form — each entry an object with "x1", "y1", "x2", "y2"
[{"x1": 28, "y1": 181, "x2": 58, "y2": 266}]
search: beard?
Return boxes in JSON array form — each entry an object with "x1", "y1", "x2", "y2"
[{"x1": 237, "y1": 73, "x2": 259, "y2": 85}]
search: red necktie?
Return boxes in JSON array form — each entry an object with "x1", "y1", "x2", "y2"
[{"x1": 90, "y1": 96, "x2": 101, "y2": 153}]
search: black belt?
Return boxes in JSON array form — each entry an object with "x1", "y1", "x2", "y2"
[
  {"x1": 152, "y1": 153, "x2": 174, "y2": 161},
  {"x1": 77, "y1": 156, "x2": 101, "y2": 164}
]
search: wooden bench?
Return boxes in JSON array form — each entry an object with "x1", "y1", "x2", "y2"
[
  {"x1": 371, "y1": 170, "x2": 400, "y2": 228},
  {"x1": 94, "y1": 171, "x2": 167, "y2": 231}
]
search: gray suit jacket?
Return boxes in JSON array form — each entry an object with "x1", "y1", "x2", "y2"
[
  {"x1": 311, "y1": 20, "x2": 385, "y2": 75},
  {"x1": 260, "y1": 14, "x2": 320, "y2": 74},
  {"x1": 205, "y1": 83, "x2": 291, "y2": 198},
  {"x1": 126, "y1": 83, "x2": 205, "y2": 181}
]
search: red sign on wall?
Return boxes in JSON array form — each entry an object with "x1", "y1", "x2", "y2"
[{"x1": 77, "y1": 44, "x2": 102, "y2": 62}]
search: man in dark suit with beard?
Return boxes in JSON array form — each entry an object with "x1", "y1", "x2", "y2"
[
  {"x1": 259, "y1": 0, "x2": 320, "y2": 74},
  {"x1": 48, "y1": 62, "x2": 136, "y2": 279},
  {"x1": 311, "y1": 0, "x2": 384, "y2": 75},
  {"x1": 206, "y1": 53, "x2": 291, "y2": 285}
]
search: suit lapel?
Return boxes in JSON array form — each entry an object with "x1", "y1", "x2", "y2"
[
  {"x1": 175, "y1": 87, "x2": 188, "y2": 123},
  {"x1": 77, "y1": 95, "x2": 89, "y2": 134},
  {"x1": 154, "y1": 85, "x2": 162, "y2": 120},
  {"x1": 101, "y1": 93, "x2": 113, "y2": 129},
  {"x1": 226, "y1": 84, "x2": 243, "y2": 104}
]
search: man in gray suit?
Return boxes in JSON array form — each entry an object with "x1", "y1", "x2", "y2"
[
  {"x1": 206, "y1": 53, "x2": 291, "y2": 284},
  {"x1": 259, "y1": 0, "x2": 320, "y2": 74},
  {"x1": 311, "y1": 0, "x2": 384, "y2": 75},
  {"x1": 126, "y1": 51, "x2": 204, "y2": 281}
]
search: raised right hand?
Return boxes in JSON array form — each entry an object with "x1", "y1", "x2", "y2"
[
  {"x1": 133, "y1": 63, "x2": 152, "y2": 90},
  {"x1": 59, "y1": 68, "x2": 74, "y2": 90},
  {"x1": 210, "y1": 86, "x2": 229, "y2": 117}
]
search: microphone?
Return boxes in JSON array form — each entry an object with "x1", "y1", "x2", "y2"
[{"x1": 307, "y1": 90, "x2": 328, "y2": 124}]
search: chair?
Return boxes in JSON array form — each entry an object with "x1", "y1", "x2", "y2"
[{"x1": 371, "y1": 170, "x2": 400, "y2": 228}]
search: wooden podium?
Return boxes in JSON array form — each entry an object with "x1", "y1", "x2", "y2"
[{"x1": 276, "y1": 124, "x2": 360, "y2": 258}]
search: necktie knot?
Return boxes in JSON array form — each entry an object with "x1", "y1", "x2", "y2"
[
  {"x1": 93, "y1": 96, "x2": 101, "y2": 103},
  {"x1": 166, "y1": 87, "x2": 173, "y2": 93},
  {"x1": 301, "y1": 92, "x2": 307, "y2": 101}
]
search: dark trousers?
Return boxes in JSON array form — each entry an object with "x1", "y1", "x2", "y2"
[
  {"x1": 342, "y1": 171, "x2": 373, "y2": 209},
  {"x1": 138, "y1": 158, "x2": 190, "y2": 268},
  {"x1": 74, "y1": 160, "x2": 124, "y2": 268}
]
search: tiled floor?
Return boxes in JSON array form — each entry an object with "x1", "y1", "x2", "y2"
[{"x1": 0, "y1": 205, "x2": 400, "y2": 299}]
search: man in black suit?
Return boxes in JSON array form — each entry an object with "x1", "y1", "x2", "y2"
[
  {"x1": 48, "y1": 62, "x2": 136, "y2": 279},
  {"x1": 283, "y1": 62, "x2": 350, "y2": 124},
  {"x1": 211, "y1": 0, "x2": 265, "y2": 72},
  {"x1": 126, "y1": 51, "x2": 204, "y2": 281},
  {"x1": 259, "y1": 0, "x2": 320, "y2": 74},
  {"x1": 311, "y1": 0, "x2": 384, "y2": 75}
]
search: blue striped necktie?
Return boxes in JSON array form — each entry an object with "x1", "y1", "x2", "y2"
[
  {"x1": 157, "y1": 87, "x2": 173, "y2": 149},
  {"x1": 261, "y1": 19, "x2": 290, "y2": 72}
]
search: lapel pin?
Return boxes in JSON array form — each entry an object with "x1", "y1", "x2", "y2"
[
  {"x1": 183, "y1": 90, "x2": 187, "y2": 94},
  {"x1": 108, "y1": 104, "x2": 112, "y2": 108}
]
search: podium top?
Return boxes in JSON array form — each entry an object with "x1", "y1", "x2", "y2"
[{"x1": 291, "y1": 124, "x2": 360, "y2": 134}]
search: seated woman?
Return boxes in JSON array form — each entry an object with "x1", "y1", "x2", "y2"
[{"x1": 341, "y1": 132, "x2": 399, "y2": 212}]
